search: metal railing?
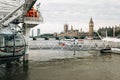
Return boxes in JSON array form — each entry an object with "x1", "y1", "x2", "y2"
[{"x1": 29, "y1": 40, "x2": 120, "y2": 51}]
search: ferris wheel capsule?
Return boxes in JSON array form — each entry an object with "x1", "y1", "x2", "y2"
[{"x1": 0, "y1": 25, "x2": 28, "y2": 64}]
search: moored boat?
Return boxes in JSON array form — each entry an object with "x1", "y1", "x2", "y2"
[
  {"x1": 100, "y1": 48, "x2": 111, "y2": 53},
  {"x1": 111, "y1": 48, "x2": 120, "y2": 54}
]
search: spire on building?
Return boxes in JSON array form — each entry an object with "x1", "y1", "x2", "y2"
[{"x1": 89, "y1": 17, "x2": 93, "y2": 24}]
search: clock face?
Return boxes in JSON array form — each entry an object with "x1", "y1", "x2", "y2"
[{"x1": 89, "y1": 23, "x2": 93, "y2": 26}]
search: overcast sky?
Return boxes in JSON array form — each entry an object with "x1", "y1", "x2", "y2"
[{"x1": 33, "y1": 0, "x2": 120, "y2": 34}]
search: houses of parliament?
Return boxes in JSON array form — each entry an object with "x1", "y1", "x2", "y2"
[{"x1": 54, "y1": 18, "x2": 94, "y2": 38}]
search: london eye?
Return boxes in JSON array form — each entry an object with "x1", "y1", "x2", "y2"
[{"x1": 0, "y1": 0, "x2": 43, "y2": 65}]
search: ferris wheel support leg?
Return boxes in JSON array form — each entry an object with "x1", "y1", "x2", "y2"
[
  {"x1": 23, "y1": 52, "x2": 29, "y2": 69},
  {"x1": 23, "y1": 25, "x2": 31, "y2": 69}
]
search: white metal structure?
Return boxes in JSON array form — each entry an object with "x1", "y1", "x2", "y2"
[
  {"x1": 0, "y1": 0, "x2": 43, "y2": 64},
  {"x1": 0, "y1": 0, "x2": 43, "y2": 26}
]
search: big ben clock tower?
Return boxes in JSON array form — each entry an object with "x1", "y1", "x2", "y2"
[{"x1": 89, "y1": 17, "x2": 94, "y2": 37}]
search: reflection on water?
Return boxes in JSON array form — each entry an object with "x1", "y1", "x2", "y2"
[
  {"x1": 0, "y1": 49, "x2": 120, "y2": 80},
  {"x1": 0, "y1": 65, "x2": 29, "y2": 80},
  {"x1": 29, "y1": 49, "x2": 100, "y2": 61}
]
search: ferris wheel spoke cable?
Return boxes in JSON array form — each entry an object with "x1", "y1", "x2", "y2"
[{"x1": 0, "y1": 1, "x2": 18, "y2": 7}]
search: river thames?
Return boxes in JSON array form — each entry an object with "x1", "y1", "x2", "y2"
[{"x1": 0, "y1": 49, "x2": 120, "y2": 80}]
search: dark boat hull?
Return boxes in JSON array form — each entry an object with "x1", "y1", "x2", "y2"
[{"x1": 100, "y1": 48, "x2": 111, "y2": 53}]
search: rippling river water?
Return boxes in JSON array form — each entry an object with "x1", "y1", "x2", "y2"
[{"x1": 1, "y1": 49, "x2": 120, "y2": 80}]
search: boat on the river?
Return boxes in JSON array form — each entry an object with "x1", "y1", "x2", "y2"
[{"x1": 111, "y1": 48, "x2": 120, "y2": 54}]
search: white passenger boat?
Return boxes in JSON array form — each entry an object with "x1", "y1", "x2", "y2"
[{"x1": 111, "y1": 48, "x2": 120, "y2": 54}]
